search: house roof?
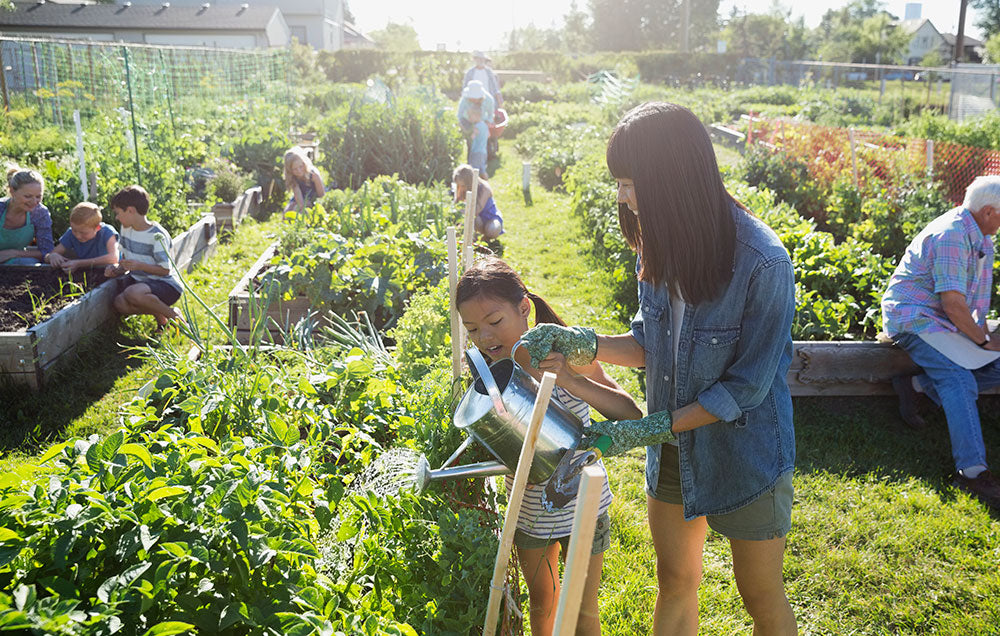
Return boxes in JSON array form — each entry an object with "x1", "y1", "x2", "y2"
[
  {"x1": 898, "y1": 18, "x2": 937, "y2": 35},
  {"x1": 942, "y1": 33, "x2": 984, "y2": 48},
  {"x1": 0, "y1": 2, "x2": 281, "y2": 31}
]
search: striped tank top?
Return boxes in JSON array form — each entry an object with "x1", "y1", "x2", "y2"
[{"x1": 505, "y1": 385, "x2": 614, "y2": 539}]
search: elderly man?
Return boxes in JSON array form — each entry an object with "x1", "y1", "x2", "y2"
[
  {"x1": 462, "y1": 50, "x2": 503, "y2": 108},
  {"x1": 882, "y1": 175, "x2": 1000, "y2": 510}
]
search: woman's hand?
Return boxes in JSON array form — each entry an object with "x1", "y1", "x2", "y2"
[
  {"x1": 0, "y1": 249, "x2": 21, "y2": 262},
  {"x1": 580, "y1": 410, "x2": 675, "y2": 457},
  {"x1": 521, "y1": 323, "x2": 597, "y2": 367}
]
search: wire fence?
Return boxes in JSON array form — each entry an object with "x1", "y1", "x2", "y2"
[
  {"x1": 745, "y1": 115, "x2": 1000, "y2": 204},
  {"x1": 0, "y1": 36, "x2": 291, "y2": 128},
  {"x1": 736, "y1": 59, "x2": 1000, "y2": 123}
]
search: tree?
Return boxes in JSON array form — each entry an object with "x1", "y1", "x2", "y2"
[
  {"x1": 972, "y1": 0, "x2": 1000, "y2": 37},
  {"x1": 722, "y1": 7, "x2": 812, "y2": 60},
  {"x1": 589, "y1": 0, "x2": 721, "y2": 52},
  {"x1": 812, "y1": 1, "x2": 906, "y2": 63},
  {"x1": 986, "y1": 31, "x2": 1000, "y2": 62},
  {"x1": 368, "y1": 22, "x2": 420, "y2": 51},
  {"x1": 562, "y1": 1, "x2": 593, "y2": 53}
]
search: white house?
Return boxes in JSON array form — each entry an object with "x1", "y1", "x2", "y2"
[
  {"x1": 0, "y1": 1, "x2": 291, "y2": 48},
  {"x1": 899, "y1": 18, "x2": 945, "y2": 65},
  {"x1": 122, "y1": 0, "x2": 345, "y2": 50}
]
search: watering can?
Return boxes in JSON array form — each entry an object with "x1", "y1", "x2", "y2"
[{"x1": 413, "y1": 344, "x2": 584, "y2": 492}]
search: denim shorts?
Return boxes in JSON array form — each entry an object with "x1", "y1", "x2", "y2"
[
  {"x1": 649, "y1": 446, "x2": 793, "y2": 541},
  {"x1": 513, "y1": 511, "x2": 611, "y2": 555},
  {"x1": 121, "y1": 274, "x2": 182, "y2": 306}
]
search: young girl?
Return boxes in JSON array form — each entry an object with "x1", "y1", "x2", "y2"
[
  {"x1": 453, "y1": 164, "x2": 503, "y2": 240},
  {"x1": 456, "y1": 257, "x2": 641, "y2": 636},
  {"x1": 283, "y1": 146, "x2": 325, "y2": 213}
]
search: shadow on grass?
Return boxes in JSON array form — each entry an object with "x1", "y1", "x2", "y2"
[
  {"x1": 794, "y1": 394, "x2": 1000, "y2": 502},
  {"x1": 0, "y1": 318, "x2": 158, "y2": 452}
]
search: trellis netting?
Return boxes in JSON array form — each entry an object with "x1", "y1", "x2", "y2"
[
  {"x1": 745, "y1": 116, "x2": 1000, "y2": 205},
  {"x1": 0, "y1": 36, "x2": 291, "y2": 127}
]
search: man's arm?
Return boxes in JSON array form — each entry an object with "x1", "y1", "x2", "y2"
[{"x1": 940, "y1": 290, "x2": 1000, "y2": 350}]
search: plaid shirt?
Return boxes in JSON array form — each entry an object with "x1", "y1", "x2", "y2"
[{"x1": 882, "y1": 207, "x2": 994, "y2": 336}]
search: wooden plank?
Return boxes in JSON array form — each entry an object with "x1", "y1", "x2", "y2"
[
  {"x1": 788, "y1": 340, "x2": 1000, "y2": 396},
  {"x1": 31, "y1": 278, "x2": 118, "y2": 369},
  {"x1": 170, "y1": 214, "x2": 218, "y2": 273},
  {"x1": 0, "y1": 333, "x2": 39, "y2": 389}
]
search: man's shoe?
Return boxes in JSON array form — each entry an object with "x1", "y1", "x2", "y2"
[
  {"x1": 891, "y1": 374, "x2": 927, "y2": 430},
  {"x1": 954, "y1": 470, "x2": 1000, "y2": 511}
]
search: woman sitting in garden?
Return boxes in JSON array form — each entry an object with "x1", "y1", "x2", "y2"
[
  {"x1": 0, "y1": 166, "x2": 54, "y2": 266},
  {"x1": 453, "y1": 163, "x2": 503, "y2": 240},
  {"x1": 283, "y1": 146, "x2": 325, "y2": 213}
]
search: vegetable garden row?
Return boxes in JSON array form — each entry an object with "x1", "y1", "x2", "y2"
[{"x1": 3, "y1": 62, "x2": 1000, "y2": 633}]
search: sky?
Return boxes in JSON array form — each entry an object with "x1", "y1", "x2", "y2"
[{"x1": 349, "y1": 1, "x2": 986, "y2": 52}]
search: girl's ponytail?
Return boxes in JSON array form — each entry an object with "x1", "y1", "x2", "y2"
[{"x1": 526, "y1": 291, "x2": 566, "y2": 327}]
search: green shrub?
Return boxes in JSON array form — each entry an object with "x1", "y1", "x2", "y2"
[
  {"x1": 737, "y1": 145, "x2": 824, "y2": 220},
  {"x1": 318, "y1": 94, "x2": 461, "y2": 189}
]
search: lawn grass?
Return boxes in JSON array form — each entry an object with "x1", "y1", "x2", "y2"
[
  {"x1": 488, "y1": 146, "x2": 1000, "y2": 634},
  {"x1": 0, "y1": 216, "x2": 280, "y2": 470}
]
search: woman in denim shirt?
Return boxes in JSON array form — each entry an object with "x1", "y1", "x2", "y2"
[{"x1": 522, "y1": 103, "x2": 797, "y2": 634}]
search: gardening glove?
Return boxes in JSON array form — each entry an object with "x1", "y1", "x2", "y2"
[
  {"x1": 579, "y1": 410, "x2": 675, "y2": 457},
  {"x1": 520, "y1": 324, "x2": 597, "y2": 368}
]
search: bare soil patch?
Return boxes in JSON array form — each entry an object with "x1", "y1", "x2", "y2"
[{"x1": 0, "y1": 267, "x2": 109, "y2": 331}]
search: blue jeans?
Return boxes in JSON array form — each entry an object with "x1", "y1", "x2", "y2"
[
  {"x1": 466, "y1": 121, "x2": 488, "y2": 174},
  {"x1": 894, "y1": 332, "x2": 1000, "y2": 471}
]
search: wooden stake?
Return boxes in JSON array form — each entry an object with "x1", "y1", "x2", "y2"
[
  {"x1": 0, "y1": 43, "x2": 9, "y2": 112},
  {"x1": 447, "y1": 228, "x2": 462, "y2": 389},
  {"x1": 463, "y1": 169, "x2": 479, "y2": 270},
  {"x1": 848, "y1": 128, "x2": 859, "y2": 187},
  {"x1": 553, "y1": 465, "x2": 604, "y2": 636},
  {"x1": 926, "y1": 139, "x2": 934, "y2": 176},
  {"x1": 482, "y1": 372, "x2": 556, "y2": 636}
]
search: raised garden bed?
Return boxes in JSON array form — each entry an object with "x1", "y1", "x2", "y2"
[
  {"x1": 0, "y1": 266, "x2": 118, "y2": 389},
  {"x1": 212, "y1": 186, "x2": 262, "y2": 232},
  {"x1": 227, "y1": 241, "x2": 319, "y2": 345},
  {"x1": 0, "y1": 214, "x2": 219, "y2": 389}
]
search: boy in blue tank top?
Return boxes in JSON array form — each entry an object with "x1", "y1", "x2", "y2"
[{"x1": 45, "y1": 202, "x2": 119, "y2": 272}]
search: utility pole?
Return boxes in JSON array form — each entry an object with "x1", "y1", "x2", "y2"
[{"x1": 954, "y1": 0, "x2": 969, "y2": 65}]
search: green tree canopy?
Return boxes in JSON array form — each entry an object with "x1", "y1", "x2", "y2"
[
  {"x1": 369, "y1": 22, "x2": 420, "y2": 51},
  {"x1": 722, "y1": 7, "x2": 811, "y2": 59},
  {"x1": 589, "y1": 0, "x2": 721, "y2": 52},
  {"x1": 972, "y1": 0, "x2": 1000, "y2": 37},
  {"x1": 813, "y1": 1, "x2": 907, "y2": 63}
]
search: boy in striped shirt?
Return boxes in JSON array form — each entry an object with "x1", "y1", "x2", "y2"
[{"x1": 104, "y1": 185, "x2": 184, "y2": 331}]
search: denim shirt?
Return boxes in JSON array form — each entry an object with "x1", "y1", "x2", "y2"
[{"x1": 631, "y1": 203, "x2": 795, "y2": 520}]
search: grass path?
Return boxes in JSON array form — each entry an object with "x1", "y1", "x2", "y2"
[
  {"x1": 487, "y1": 148, "x2": 1000, "y2": 634},
  {"x1": 0, "y1": 217, "x2": 280, "y2": 469}
]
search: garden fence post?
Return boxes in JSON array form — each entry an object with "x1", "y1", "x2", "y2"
[
  {"x1": 463, "y1": 169, "x2": 479, "y2": 270},
  {"x1": 483, "y1": 372, "x2": 556, "y2": 636},
  {"x1": 553, "y1": 465, "x2": 603, "y2": 636},
  {"x1": 122, "y1": 46, "x2": 142, "y2": 186},
  {"x1": 848, "y1": 128, "x2": 859, "y2": 187},
  {"x1": 0, "y1": 42, "x2": 8, "y2": 112},
  {"x1": 447, "y1": 228, "x2": 463, "y2": 391},
  {"x1": 73, "y1": 110, "x2": 88, "y2": 201},
  {"x1": 879, "y1": 78, "x2": 885, "y2": 105},
  {"x1": 926, "y1": 139, "x2": 934, "y2": 177},
  {"x1": 522, "y1": 161, "x2": 532, "y2": 206}
]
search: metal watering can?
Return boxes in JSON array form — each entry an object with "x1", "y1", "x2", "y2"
[{"x1": 413, "y1": 344, "x2": 584, "y2": 492}]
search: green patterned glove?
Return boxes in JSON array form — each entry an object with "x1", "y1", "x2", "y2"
[
  {"x1": 580, "y1": 410, "x2": 675, "y2": 457},
  {"x1": 520, "y1": 324, "x2": 597, "y2": 368}
]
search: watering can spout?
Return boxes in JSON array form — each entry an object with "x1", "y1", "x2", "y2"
[{"x1": 413, "y1": 455, "x2": 510, "y2": 493}]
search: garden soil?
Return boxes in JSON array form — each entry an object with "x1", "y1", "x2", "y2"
[{"x1": 0, "y1": 267, "x2": 109, "y2": 331}]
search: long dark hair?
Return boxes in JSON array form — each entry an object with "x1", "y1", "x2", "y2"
[
  {"x1": 606, "y1": 102, "x2": 739, "y2": 305},
  {"x1": 456, "y1": 257, "x2": 565, "y2": 326}
]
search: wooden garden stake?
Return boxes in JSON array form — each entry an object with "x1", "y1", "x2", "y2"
[
  {"x1": 848, "y1": 128, "x2": 859, "y2": 187},
  {"x1": 482, "y1": 372, "x2": 556, "y2": 636},
  {"x1": 522, "y1": 161, "x2": 533, "y2": 206},
  {"x1": 463, "y1": 169, "x2": 479, "y2": 269},
  {"x1": 73, "y1": 110, "x2": 88, "y2": 201},
  {"x1": 553, "y1": 465, "x2": 604, "y2": 636},
  {"x1": 926, "y1": 139, "x2": 934, "y2": 177},
  {"x1": 447, "y1": 228, "x2": 462, "y2": 390}
]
